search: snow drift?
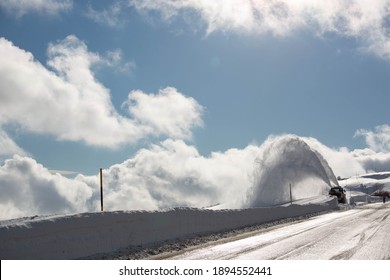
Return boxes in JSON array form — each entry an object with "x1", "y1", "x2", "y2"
[
  {"x1": 0, "y1": 199, "x2": 338, "y2": 260},
  {"x1": 339, "y1": 171, "x2": 390, "y2": 204},
  {"x1": 247, "y1": 136, "x2": 338, "y2": 207}
]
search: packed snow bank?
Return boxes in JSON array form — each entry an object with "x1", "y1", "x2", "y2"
[
  {"x1": 339, "y1": 171, "x2": 390, "y2": 204},
  {"x1": 0, "y1": 198, "x2": 337, "y2": 259}
]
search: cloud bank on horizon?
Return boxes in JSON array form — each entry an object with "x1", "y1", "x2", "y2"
[
  {"x1": 1, "y1": 133, "x2": 390, "y2": 220},
  {"x1": 1, "y1": 0, "x2": 390, "y2": 220}
]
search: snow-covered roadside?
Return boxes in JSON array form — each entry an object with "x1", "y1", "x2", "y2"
[
  {"x1": 0, "y1": 198, "x2": 337, "y2": 260},
  {"x1": 339, "y1": 171, "x2": 390, "y2": 204},
  {"x1": 89, "y1": 207, "x2": 341, "y2": 260}
]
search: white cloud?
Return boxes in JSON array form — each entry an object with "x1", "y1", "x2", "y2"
[
  {"x1": 354, "y1": 124, "x2": 390, "y2": 153},
  {"x1": 129, "y1": 0, "x2": 390, "y2": 60},
  {"x1": 301, "y1": 137, "x2": 366, "y2": 178},
  {"x1": 0, "y1": 36, "x2": 202, "y2": 149},
  {"x1": 0, "y1": 0, "x2": 72, "y2": 17},
  {"x1": 85, "y1": 2, "x2": 125, "y2": 27},
  {"x1": 300, "y1": 135, "x2": 390, "y2": 177},
  {"x1": 1, "y1": 134, "x2": 389, "y2": 220},
  {"x1": 78, "y1": 139, "x2": 259, "y2": 211},
  {"x1": 126, "y1": 87, "x2": 203, "y2": 140},
  {"x1": 0, "y1": 140, "x2": 259, "y2": 220},
  {"x1": 351, "y1": 148, "x2": 390, "y2": 174},
  {"x1": 104, "y1": 49, "x2": 136, "y2": 75},
  {"x1": 0, "y1": 155, "x2": 95, "y2": 220},
  {"x1": 0, "y1": 130, "x2": 28, "y2": 158}
]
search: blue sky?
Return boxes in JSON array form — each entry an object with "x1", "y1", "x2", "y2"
[
  {"x1": 1, "y1": 0, "x2": 390, "y2": 175},
  {"x1": 2, "y1": 0, "x2": 390, "y2": 219}
]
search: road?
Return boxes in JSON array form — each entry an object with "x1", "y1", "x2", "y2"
[{"x1": 165, "y1": 203, "x2": 390, "y2": 260}]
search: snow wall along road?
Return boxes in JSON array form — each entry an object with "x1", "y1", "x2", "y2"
[
  {"x1": 0, "y1": 200, "x2": 338, "y2": 259},
  {"x1": 247, "y1": 136, "x2": 339, "y2": 207}
]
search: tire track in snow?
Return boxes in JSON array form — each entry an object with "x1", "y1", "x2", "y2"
[
  {"x1": 164, "y1": 203, "x2": 390, "y2": 260},
  {"x1": 330, "y1": 212, "x2": 388, "y2": 260}
]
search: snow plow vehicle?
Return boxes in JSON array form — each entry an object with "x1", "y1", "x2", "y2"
[{"x1": 329, "y1": 186, "x2": 347, "y2": 204}]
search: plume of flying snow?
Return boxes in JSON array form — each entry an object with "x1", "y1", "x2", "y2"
[
  {"x1": 247, "y1": 135, "x2": 338, "y2": 207},
  {"x1": 1, "y1": 133, "x2": 389, "y2": 220}
]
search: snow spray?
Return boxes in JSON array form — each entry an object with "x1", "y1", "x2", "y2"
[{"x1": 247, "y1": 135, "x2": 338, "y2": 207}]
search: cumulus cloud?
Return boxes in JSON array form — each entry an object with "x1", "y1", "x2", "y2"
[
  {"x1": 0, "y1": 130, "x2": 28, "y2": 159},
  {"x1": 78, "y1": 139, "x2": 259, "y2": 211},
  {"x1": 0, "y1": 36, "x2": 203, "y2": 148},
  {"x1": 354, "y1": 124, "x2": 390, "y2": 153},
  {"x1": 126, "y1": 87, "x2": 203, "y2": 140},
  {"x1": 129, "y1": 0, "x2": 390, "y2": 60},
  {"x1": 350, "y1": 148, "x2": 390, "y2": 174},
  {"x1": 0, "y1": 155, "x2": 95, "y2": 220},
  {"x1": 301, "y1": 137, "x2": 366, "y2": 178},
  {"x1": 0, "y1": 0, "x2": 72, "y2": 17},
  {"x1": 1, "y1": 134, "x2": 390, "y2": 220},
  {"x1": 0, "y1": 139, "x2": 259, "y2": 220},
  {"x1": 300, "y1": 135, "x2": 390, "y2": 177}
]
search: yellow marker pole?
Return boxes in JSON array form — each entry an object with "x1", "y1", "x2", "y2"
[{"x1": 100, "y1": 168, "x2": 103, "y2": 212}]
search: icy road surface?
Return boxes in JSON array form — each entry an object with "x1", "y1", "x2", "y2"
[{"x1": 166, "y1": 203, "x2": 390, "y2": 260}]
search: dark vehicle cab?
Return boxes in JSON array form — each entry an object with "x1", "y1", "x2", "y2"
[{"x1": 329, "y1": 186, "x2": 347, "y2": 203}]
